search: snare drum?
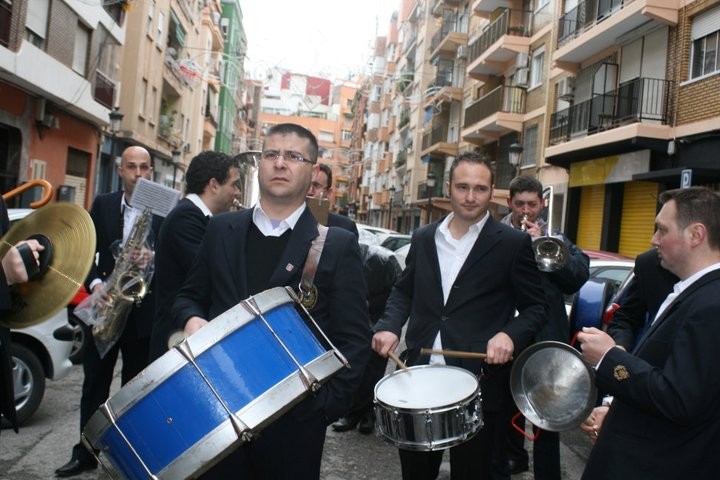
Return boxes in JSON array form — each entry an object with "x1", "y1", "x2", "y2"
[
  {"x1": 374, "y1": 365, "x2": 483, "y2": 451},
  {"x1": 82, "y1": 287, "x2": 344, "y2": 480}
]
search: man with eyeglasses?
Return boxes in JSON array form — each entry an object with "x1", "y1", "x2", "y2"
[
  {"x1": 308, "y1": 162, "x2": 358, "y2": 236},
  {"x1": 172, "y1": 123, "x2": 370, "y2": 479},
  {"x1": 148, "y1": 151, "x2": 240, "y2": 362},
  {"x1": 57, "y1": 146, "x2": 164, "y2": 477}
]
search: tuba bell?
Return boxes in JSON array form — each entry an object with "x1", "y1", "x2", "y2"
[{"x1": 531, "y1": 186, "x2": 569, "y2": 272}]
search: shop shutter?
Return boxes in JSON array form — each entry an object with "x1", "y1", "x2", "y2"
[
  {"x1": 618, "y1": 181, "x2": 658, "y2": 258},
  {"x1": 576, "y1": 184, "x2": 605, "y2": 250}
]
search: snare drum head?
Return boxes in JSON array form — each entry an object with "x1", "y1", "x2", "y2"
[{"x1": 375, "y1": 365, "x2": 478, "y2": 409}]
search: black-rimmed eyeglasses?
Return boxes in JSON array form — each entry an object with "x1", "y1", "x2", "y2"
[{"x1": 261, "y1": 150, "x2": 315, "y2": 165}]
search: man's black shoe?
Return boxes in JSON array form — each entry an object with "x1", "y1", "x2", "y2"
[
  {"x1": 331, "y1": 416, "x2": 359, "y2": 432},
  {"x1": 357, "y1": 414, "x2": 375, "y2": 435},
  {"x1": 508, "y1": 458, "x2": 529, "y2": 475},
  {"x1": 55, "y1": 458, "x2": 98, "y2": 478}
]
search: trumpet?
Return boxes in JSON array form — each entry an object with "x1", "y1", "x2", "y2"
[{"x1": 531, "y1": 186, "x2": 569, "y2": 272}]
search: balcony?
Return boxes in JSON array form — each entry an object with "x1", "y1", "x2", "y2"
[
  {"x1": 467, "y1": 9, "x2": 532, "y2": 80},
  {"x1": 429, "y1": 20, "x2": 468, "y2": 60},
  {"x1": 462, "y1": 85, "x2": 526, "y2": 142},
  {"x1": 472, "y1": 0, "x2": 513, "y2": 17},
  {"x1": 548, "y1": 77, "x2": 673, "y2": 145},
  {"x1": 555, "y1": 0, "x2": 678, "y2": 70},
  {"x1": 425, "y1": 71, "x2": 463, "y2": 107},
  {"x1": 421, "y1": 121, "x2": 460, "y2": 157},
  {"x1": 395, "y1": 150, "x2": 407, "y2": 169},
  {"x1": 93, "y1": 72, "x2": 115, "y2": 109}
]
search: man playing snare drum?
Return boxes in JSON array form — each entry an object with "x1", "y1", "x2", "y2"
[
  {"x1": 372, "y1": 152, "x2": 548, "y2": 480},
  {"x1": 172, "y1": 123, "x2": 370, "y2": 479}
]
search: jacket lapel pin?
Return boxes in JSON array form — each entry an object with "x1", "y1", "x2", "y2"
[{"x1": 613, "y1": 365, "x2": 630, "y2": 381}]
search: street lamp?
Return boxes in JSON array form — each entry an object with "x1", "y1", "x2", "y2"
[
  {"x1": 171, "y1": 148, "x2": 181, "y2": 188},
  {"x1": 508, "y1": 142, "x2": 524, "y2": 177},
  {"x1": 426, "y1": 171, "x2": 436, "y2": 225},
  {"x1": 108, "y1": 107, "x2": 124, "y2": 164},
  {"x1": 388, "y1": 185, "x2": 396, "y2": 230}
]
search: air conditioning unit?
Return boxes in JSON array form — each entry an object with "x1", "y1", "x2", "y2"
[
  {"x1": 558, "y1": 77, "x2": 575, "y2": 101},
  {"x1": 515, "y1": 52, "x2": 529, "y2": 69},
  {"x1": 456, "y1": 45, "x2": 467, "y2": 60},
  {"x1": 515, "y1": 68, "x2": 529, "y2": 87}
]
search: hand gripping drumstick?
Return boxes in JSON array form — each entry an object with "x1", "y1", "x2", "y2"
[{"x1": 387, "y1": 350, "x2": 411, "y2": 375}]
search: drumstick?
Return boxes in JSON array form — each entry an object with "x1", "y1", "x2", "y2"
[
  {"x1": 387, "y1": 351, "x2": 411, "y2": 374},
  {"x1": 421, "y1": 348, "x2": 490, "y2": 359}
]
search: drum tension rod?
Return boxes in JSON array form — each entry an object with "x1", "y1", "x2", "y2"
[
  {"x1": 95, "y1": 403, "x2": 160, "y2": 479},
  {"x1": 285, "y1": 286, "x2": 350, "y2": 369},
  {"x1": 174, "y1": 341, "x2": 254, "y2": 442},
  {"x1": 242, "y1": 295, "x2": 320, "y2": 392}
]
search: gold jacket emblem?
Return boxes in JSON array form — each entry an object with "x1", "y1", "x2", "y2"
[
  {"x1": 613, "y1": 365, "x2": 630, "y2": 381},
  {"x1": 301, "y1": 285, "x2": 318, "y2": 309}
]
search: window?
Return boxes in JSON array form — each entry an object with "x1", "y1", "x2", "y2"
[
  {"x1": 73, "y1": 25, "x2": 90, "y2": 75},
  {"x1": 318, "y1": 131, "x2": 334, "y2": 143},
  {"x1": 139, "y1": 79, "x2": 148, "y2": 116},
  {"x1": 341, "y1": 130, "x2": 352, "y2": 142},
  {"x1": 147, "y1": 0, "x2": 155, "y2": 37},
  {"x1": 530, "y1": 46, "x2": 545, "y2": 89},
  {"x1": 150, "y1": 87, "x2": 157, "y2": 122},
  {"x1": 522, "y1": 125, "x2": 538, "y2": 168},
  {"x1": 26, "y1": 0, "x2": 48, "y2": 48},
  {"x1": 690, "y1": 6, "x2": 720, "y2": 79},
  {"x1": 157, "y1": 11, "x2": 165, "y2": 47}
]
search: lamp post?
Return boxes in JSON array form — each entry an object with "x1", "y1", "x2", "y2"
[
  {"x1": 108, "y1": 107, "x2": 124, "y2": 164},
  {"x1": 508, "y1": 142, "x2": 524, "y2": 178},
  {"x1": 171, "y1": 148, "x2": 181, "y2": 188},
  {"x1": 388, "y1": 185, "x2": 396, "y2": 230},
  {"x1": 426, "y1": 171, "x2": 436, "y2": 225}
]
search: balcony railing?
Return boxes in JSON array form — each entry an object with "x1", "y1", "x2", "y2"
[
  {"x1": 93, "y1": 72, "x2": 115, "y2": 109},
  {"x1": 422, "y1": 123, "x2": 452, "y2": 150},
  {"x1": 549, "y1": 77, "x2": 673, "y2": 145},
  {"x1": 468, "y1": 9, "x2": 531, "y2": 63},
  {"x1": 463, "y1": 85, "x2": 526, "y2": 128},
  {"x1": 558, "y1": 0, "x2": 631, "y2": 47}
]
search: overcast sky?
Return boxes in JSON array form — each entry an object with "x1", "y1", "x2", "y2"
[{"x1": 240, "y1": 1, "x2": 399, "y2": 81}]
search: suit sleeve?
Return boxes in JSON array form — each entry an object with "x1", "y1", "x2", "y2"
[
  {"x1": 171, "y1": 226, "x2": 214, "y2": 329},
  {"x1": 605, "y1": 271, "x2": 646, "y2": 350},
  {"x1": 597, "y1": 300, "x2": 720, "y2": 423}
]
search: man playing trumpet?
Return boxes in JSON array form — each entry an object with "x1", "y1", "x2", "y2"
[{"x1": 498, "y1": 175, "x2": 589, "y2": 480}]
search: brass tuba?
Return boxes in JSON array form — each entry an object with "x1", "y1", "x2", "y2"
[{"x1": 532, "y1": 186, "x2": 569, "y2": 272}]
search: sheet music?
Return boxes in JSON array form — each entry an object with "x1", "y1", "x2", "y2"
[{"x1": 132, "y1": 178, "x2": 180, "y2": 217}]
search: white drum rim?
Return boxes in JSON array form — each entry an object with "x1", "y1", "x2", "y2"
[{"x1": 374, "y1": 364, "x2": 479, "y2": 411}]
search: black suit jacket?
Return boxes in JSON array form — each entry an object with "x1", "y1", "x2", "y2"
[
  {"x1": 150, "y1": 198, "x2": 209, "y2": 360},
  {"x1": 172, "y1": 206, "x2": 370, "y2": 423},
  {"x1": 606, "y1": 248, "x2": 678, "y2": 350},
  {"x1": 583, "y1": 268, "x2": 720, "y2": 479},
  {"x1": 0, "y1": 197, "x2": 18, "y2": 431},
  {"x1": 374, "y1": 215, "x2": 548, "y2": 412},
  {"x1": 87, "y1": 191, "x2": 163, "y2": 339},
  {"x1": 327, "y1": 212, "x2": 358, "y2": 237}
]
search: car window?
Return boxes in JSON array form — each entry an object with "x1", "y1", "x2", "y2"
[{"x1": 590, "y1": 266, "x2": 633, "y2": 284}]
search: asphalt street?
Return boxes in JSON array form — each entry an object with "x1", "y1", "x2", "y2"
[{"x1": 0, "y1": 365, "x2": 591, "y2": 479}]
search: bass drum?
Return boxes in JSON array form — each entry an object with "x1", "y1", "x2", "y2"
[{"x1": 374, "y1": 365, "x2": 482, "y2": 451}]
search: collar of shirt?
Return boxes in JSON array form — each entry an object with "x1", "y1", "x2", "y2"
[
  {"x1": 185, "y1": 193, "x2": 213, "y2": 217},
  {"x1": 252, "y1": 202, "x2": 306, "y2": 237},
  {"x1": 435, "y1": 211, "x2": 489, "y2": 302}
]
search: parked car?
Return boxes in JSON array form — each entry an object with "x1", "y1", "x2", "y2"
[
  {"x1": 377, "y1": 233, "x2": 411, "y2": 252},
  {"x1": 356, "y1": 223, "x2": 397, "y2": 237},
  {"x1": 3, "y1": 209, "x2": 77, "y2": 427},
  {"x1": 568, "y1": 254, "x2": 635, "y2": 338}
]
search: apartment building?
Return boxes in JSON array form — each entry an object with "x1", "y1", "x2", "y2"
[
  {"x1": 257, "y1": 69, "x2": 359, "y2": 212},
  {"x1": 115, "y1": 0, "x2": 225, "y2": 191},
  {"x1": 0, "y1": 1, "x2": 125, "y2": 208},
  {"x1": 360, "y1": 0, "x2": 720, "y2": 256}
]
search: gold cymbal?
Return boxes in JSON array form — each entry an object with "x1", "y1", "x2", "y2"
[{"x1": 0, "y1": 203, "x2": 96, "y2": 329}]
